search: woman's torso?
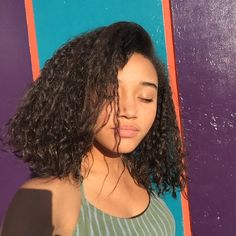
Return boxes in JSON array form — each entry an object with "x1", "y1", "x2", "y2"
[{"x1": 73, "y1": 184, "x2": 175, "y2": 236}]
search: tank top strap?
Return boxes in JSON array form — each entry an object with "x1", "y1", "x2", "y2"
[
  {"x1": 79, "y1": 182, "x2": 86, "y2": 200},
  {"x1": 79, "y1": 182, "x2": 91, "y2": 212}
]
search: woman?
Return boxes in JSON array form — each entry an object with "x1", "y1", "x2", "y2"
[{"x1": 2, "y1": 22, "x2": 186, "y2": 235}]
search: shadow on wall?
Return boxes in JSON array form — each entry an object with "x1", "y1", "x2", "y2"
[{"x1": 1, "y1": 189, "x2": 53, "y2": 236}]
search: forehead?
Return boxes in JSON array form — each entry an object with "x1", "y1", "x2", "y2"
[{"x1": 117, "y1": 53, "x2": 158, "y2": 86}]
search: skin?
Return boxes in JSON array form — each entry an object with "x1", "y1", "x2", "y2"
[
  {"x1": 94, "y1": 52, "x2": 158, "y2": 154},
  {"x1": 1, "y1": 53, "x2": 158, "y2": 236}
]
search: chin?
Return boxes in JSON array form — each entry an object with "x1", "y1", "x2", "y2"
[
  {"x1": 115, "y1": 140, "x2": 140, "y2": 154},
  {"x1": 94, "y1": 137, "x2": 141, "y2": 156},
  {"x1": 118, "y1": 148, "x2": 135, "y2": 154}
]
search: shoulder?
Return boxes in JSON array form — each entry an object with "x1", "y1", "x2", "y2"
[
  {"x1": 21, "y1": 177, "x2": 81, "y2": 198},
  {"x1": 1, "y1": 177, "x2": 81, "y2": 236}
]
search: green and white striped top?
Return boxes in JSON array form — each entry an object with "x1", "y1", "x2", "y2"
[{"x1": 73, "y1": 184, "x2": 175, "y2": 236}]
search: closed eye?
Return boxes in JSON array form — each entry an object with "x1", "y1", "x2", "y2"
[{"x1": 139, "y1": 97, "x2": 154, "y2": 103}]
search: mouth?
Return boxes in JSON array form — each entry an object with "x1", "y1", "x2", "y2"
[{"x1": 112, "y1": 125, "x2": 139, "y2": 138}]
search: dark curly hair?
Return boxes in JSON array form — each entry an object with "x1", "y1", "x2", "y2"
[{"x1": 5, "y1": 21, "x2": 186, "y2": 197}]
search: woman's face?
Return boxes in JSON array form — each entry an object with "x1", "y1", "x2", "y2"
[{"x1": 94, "y1": 53, "x2": 158, "y2": 154}]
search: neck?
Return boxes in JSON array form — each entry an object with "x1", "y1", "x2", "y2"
[{"x1": 81, "y1": 143, "x2": 125, "y2": 178}]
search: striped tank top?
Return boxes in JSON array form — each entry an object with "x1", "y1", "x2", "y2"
[{"x1": 73, "y1": 184, "x2": 175, "y2": 236}]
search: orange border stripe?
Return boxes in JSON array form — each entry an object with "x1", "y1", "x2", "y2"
[
  {"x1": 162, "y1": 1, "x2": 192, "y2": 236},
  {"x1": 24, "y1": 0, "x2": 40, "y2": 80},
  {"x1": 23, "y1": 0, "x2": 191, "y2": 233}
]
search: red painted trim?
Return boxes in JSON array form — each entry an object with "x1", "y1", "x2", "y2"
[
  {"x1": 162, "y1": 1, "x2": 192, "y2": 235},
  {"x1": 24, "y1": 0, "x2": 40, "y2": 80}
]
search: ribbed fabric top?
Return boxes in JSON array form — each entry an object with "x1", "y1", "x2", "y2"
[{"x1": 73, "y1": 184, "x2": 175, "y2": 236}]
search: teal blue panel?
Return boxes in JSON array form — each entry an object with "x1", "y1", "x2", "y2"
[
  {"x1": 33, "y1": 0, "x2": 167, "y2": 68},
  {"x1": 33, "y1": 1, "x2": 184, "y2": 235}
]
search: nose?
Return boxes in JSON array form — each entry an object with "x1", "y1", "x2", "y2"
[{"x1": 118, "y1": 94, "x2": 137, "y2": 119}]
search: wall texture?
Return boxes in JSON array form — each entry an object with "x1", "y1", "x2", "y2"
[
  {"x1": 171, "y1": 0, "x2": 236, "y2": 235},
  {"x1": 0, "y1": 0, "x2": 31, "y2": 223}
]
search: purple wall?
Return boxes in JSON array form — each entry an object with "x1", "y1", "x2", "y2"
[
  {"x1": 1, "y1": 1, "x2": 235, "y2": 234},
  {"x1": 171, "y1": 0, "x2": 236, "y2": 235},
  {"x1": 0, "y1": 0, "x2": 31, "y2": 223}
]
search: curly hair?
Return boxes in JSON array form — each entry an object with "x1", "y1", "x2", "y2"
[{"x1": 5, "y1": 22, "x2": 186, "y2": 197}]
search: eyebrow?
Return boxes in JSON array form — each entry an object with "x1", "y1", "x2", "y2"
[
  {"x1": 118, "y1": 79, "x2": 158, "y2": 90},
  {"x1": 140, "y1": 81, "x2": 158, "y2": 90}
]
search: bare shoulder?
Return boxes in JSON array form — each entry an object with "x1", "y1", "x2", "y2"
[
  {"x1": 21, "y1": 177, "x2": 80, "y2": 195},
  {"x1": 1, "y1": 177, "x2": 81, "y2": 236}
]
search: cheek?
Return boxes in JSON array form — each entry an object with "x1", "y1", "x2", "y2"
[
  {"x1": 95, "y1": 104, "x2": 114, "y2": 131},
  {"x1": 139, "y1": 105, "x2": 157, "y2": 138}
]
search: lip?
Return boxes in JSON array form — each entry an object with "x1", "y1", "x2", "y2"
[{"x1": 113, "y1": 125, "x2": 139, "y2": 138}]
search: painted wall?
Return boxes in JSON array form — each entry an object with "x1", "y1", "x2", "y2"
[
  {"x1": 171, "y1": 0, "x2": 236, "y2": 235},
  {"x1": 0, "y1": 1, "x2": 186, "y2": 235},
  {"x1": 0, "y1": 0, "x2": 31, "y2": 224},
  {"x1": 3, "y1": 0, "x2": 234, "y2": 235}
]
